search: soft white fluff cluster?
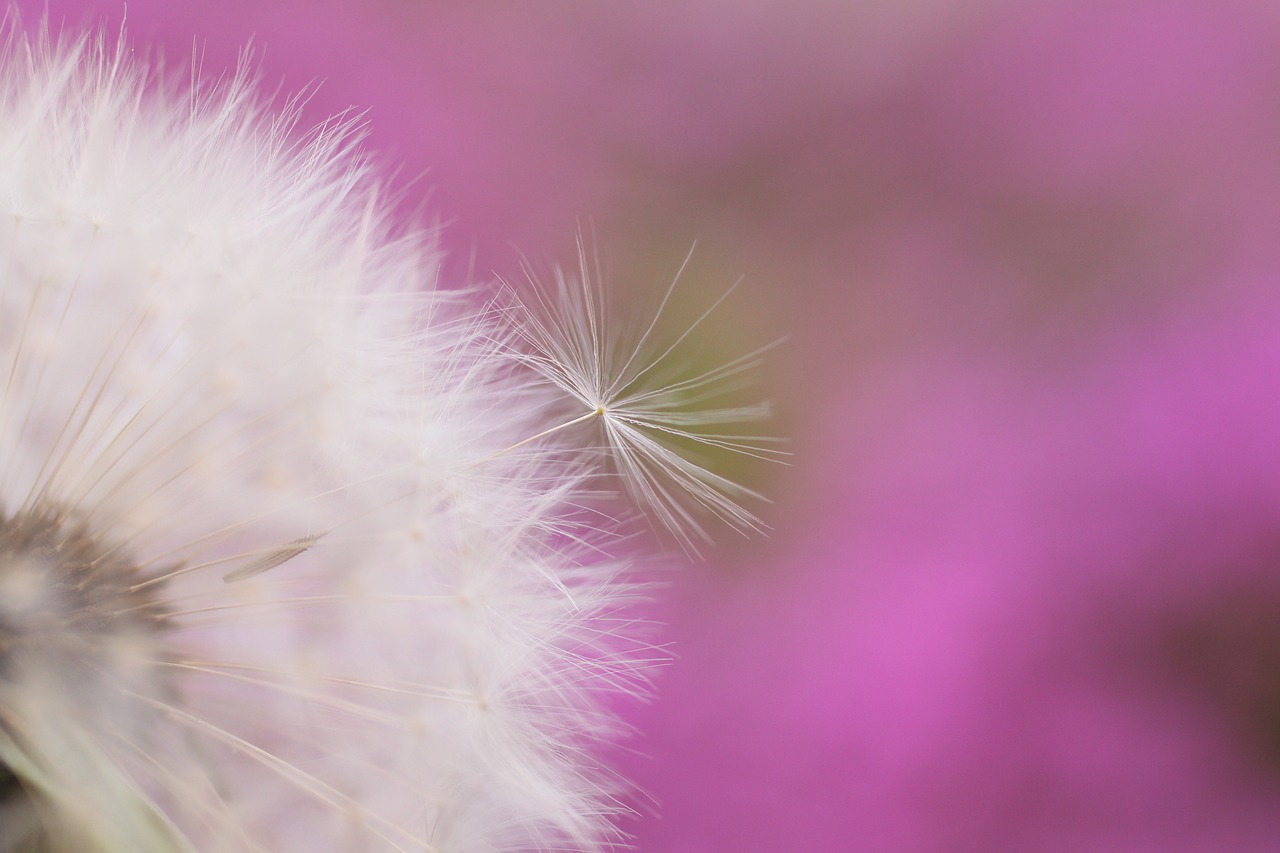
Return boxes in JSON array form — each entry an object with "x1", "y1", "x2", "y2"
[{"x1": 0, "y1": 22, "x2": 771, "y2": 853}]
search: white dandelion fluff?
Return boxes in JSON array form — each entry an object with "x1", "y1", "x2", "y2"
[
  {"x1": 509, "y1": 243, "x2": 786, "y2": 555},
  {"x1": 0, "y1": 18, "x2": 773, "y2": 853}
]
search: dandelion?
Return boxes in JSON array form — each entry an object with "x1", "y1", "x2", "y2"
[{"x1": 0, "y1": 17, "x2": 773, "y2": 853}]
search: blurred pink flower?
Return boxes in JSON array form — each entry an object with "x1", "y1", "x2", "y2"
[{"x1": 622, "y1": 279, "x2": 1280, "y2": 851}]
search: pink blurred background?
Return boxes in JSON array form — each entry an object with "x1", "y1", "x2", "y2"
[{"x1": 28, "y1": 1, "x2": 1280, "y2": 849}]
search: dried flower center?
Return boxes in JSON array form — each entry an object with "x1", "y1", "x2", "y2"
[
  {"x1": 0, "y1": 505, "x2": 171, "y2": 847},
  {"x1": 0, "y1": 506, "x2": 168, "y2": 674}
]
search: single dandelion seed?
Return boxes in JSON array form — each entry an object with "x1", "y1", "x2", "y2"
[
  {"x1": 0, "y1": 14, "x2": 778, "y2": 853},
  {"x1": 507, "y1": 239, "x2": 788, "y2": 555}
]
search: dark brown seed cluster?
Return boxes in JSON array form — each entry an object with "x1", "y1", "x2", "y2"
[
  {"x1": 0, "y1": 762, "x2": 47, "y2": 851},
  {"x1": 0, "y1": 505, "x2": 171, "y2": 851},
  {"x1": 0, "y1": 505, "x2": 169, "y2": 674}
]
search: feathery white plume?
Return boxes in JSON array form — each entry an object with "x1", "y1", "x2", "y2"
[
  {"x1": 510, "y1": 242, "x2": 785, "y2": 554},
  {"x1": 0, "y1": 18, "x2": 772, "y2": 853}
]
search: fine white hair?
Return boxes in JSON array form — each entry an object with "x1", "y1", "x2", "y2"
[{"x1": 0, "y1": 16, "x2": 771, "y2": 853}]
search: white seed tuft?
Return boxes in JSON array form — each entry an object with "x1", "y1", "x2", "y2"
[
  {"x1": 510, "y1": 240, "x2": 786, "y2": 555},
  {"x1": 0, "y1": 16, "x2": 773, "y2": 853}
]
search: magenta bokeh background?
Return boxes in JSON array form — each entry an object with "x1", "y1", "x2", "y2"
[{"x1": 26, "y1": 1, "x2": 1280, "y2": 849}]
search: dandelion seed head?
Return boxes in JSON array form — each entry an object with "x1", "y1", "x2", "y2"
[{"x1": 0, "y1": 13, "x2": 774, "y2": 852}]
